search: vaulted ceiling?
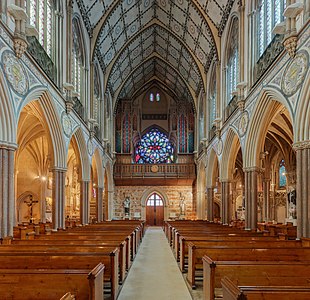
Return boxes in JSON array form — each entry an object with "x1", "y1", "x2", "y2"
[{"x1": 76, "y1": 0, "x2": 235, "y2": 109}]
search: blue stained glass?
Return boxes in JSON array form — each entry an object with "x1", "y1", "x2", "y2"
[
  {"x1": 279, "y1": 159, "x2": 286, "y2": 187},
  {"x1": 156, "y1": 93, "x2": 160, "y2": 101},
  {"x1": 149, "y1": 93, "x2": 154, "y2": 102},
  {"x1": 135, "y1": 128, "x2": 174, "y2": 164}
]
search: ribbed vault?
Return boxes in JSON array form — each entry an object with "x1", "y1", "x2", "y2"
[{"x1": 76, "y1": 0, "x2": 235, "y2": 108}]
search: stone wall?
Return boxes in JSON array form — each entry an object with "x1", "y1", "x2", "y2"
[{"x1": 113, "y1": 185, "x2": 196, "y2": 220}]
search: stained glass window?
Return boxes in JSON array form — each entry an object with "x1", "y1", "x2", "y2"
[
  {"x1": 149, "y1": 93, "x2": 154, "y2": 102},
  {"x1": 135, "y1": 128, "x2": 174, "y2": 164},
  {"x1": 209, "y1": 68, "x2": 216, "y2": 129},
  {"x1": 156, "y1": 93, "x2": 160, "y2": 102},
  {"x1": 258, "y1": 0, "x2": 285, "y2": 57},
  {"x1": 147, "y1": 193, "x2": 164, "y2": 206},
  {"x1": 72, "y1": 18, "x2": 82, "y2": 95},
  {"x1": 26, "y1": 0, "x2": 53, "y2": 57},
  {"x1": 279, "y1": 159, "x2": 286, "y2": 187},
  {"x1": 226, "y1": 18, "x2": 239, "y2": 103}
]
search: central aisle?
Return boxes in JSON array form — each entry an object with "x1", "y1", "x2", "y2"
[{"x1": 118, "y1": 227, "x2": 192, "y2": 300}]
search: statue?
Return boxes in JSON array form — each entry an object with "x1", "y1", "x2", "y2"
[
  {"x1": 123, "y1": 196, "x2": 131, "y2": 218},
  {"x1": 287, "y1": 188, "x2": 296, "y2": 219}
]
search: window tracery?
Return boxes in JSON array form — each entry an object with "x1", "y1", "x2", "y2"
[{"x1": 135, "y1": 128, "x2": 174, "y2": 164}]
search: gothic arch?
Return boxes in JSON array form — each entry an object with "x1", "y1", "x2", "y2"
[
  {"x1": 70, "y1": 127, "x2": 91, "y2": 181},
  {"x1": 19, "y1": 88, "x2": 66, "y2": 168},
  {"x1": 140, "y1": 188, "x2": 169, "y2": 221},
  {"x1": 295, "y1": 72, "x2": 310, "y2": 142},
  {"x1": 92, "y1": 148, "x2": 104, "y2": 188},
  {"x1": 221, "y1": 127, "x2": 242, "y2": 181},
  {"x1": 244, "y1": 87, "x2": 294, "y2": 168},
  {"x1": 206, "y1": 148, "x2": 220, "y2": 188},
  {"x1": 0, "y1": 71, "x2": 16, "y2": 146}
]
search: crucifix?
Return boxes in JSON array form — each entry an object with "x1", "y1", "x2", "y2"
[{"x1": 24, "y1": 195, "x2": 38, "y2": 224}]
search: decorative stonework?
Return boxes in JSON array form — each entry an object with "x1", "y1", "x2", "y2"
[
  {"x1": 61, "y1": 112, "x2": 72, "y2": 138},
  {"x1": 217, "y1": 139, "x2": 223, "y2": 155},
  {"x1": 87, "y1": 138, "x2": 94, "y2": 156},
  {"x1": 238, "y1": 111, "x2": 249, "y2": 137},
  {"x1": 281, "y1": 51, "x2": 308, "y2": 96},
  {"x1": 2, "y1": 51, "x2": 28, "y2": 95}
]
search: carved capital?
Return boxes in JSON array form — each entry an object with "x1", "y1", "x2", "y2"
[
  {"x1": 243, "y1": 166, "x2": 263, "y2": 173},
  {"x1": 283, "y1": 35, "x2": 298, "y2": 58},
  {"x1": 65, "y1": 100, "x2": 74, "y2": 114},
  {"x1": 293, "y1": 140, "x2": 310, "y2": 151},
  {"x1": 13, "y1": 36, "x2": 27, "y2": 58}
]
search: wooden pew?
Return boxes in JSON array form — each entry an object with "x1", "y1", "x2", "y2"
[
  {"x1": 221, "y1": 276, "x2": 310, "y2": 300},
  {"x1": 0, "y1": 242, "x2": 128, "y2": 285},
  {"x1": 202, "y1": 257, "x2": 310, "y2": 300},
  {"x1": 12, "y1": 237, "x2": 132, "y2": 274},
  {"x1": 0, "y1": 263, "x2": 104, "y2": 300},
  {"x1": 0, "y1": 250, "x2": 119, "y2": 300},
  {"x1": 178, "y1": 235, "x2": 279, "y2": 271},
  {"x1": 187, "y1": 247, "x2": 310, "y2": 289}
]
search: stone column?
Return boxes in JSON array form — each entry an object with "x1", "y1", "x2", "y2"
[
  {"x1": 262, "y1": 178, "x2": 270, "y2": 222},
  {"x1": 0, "y1": 146, "x2": 16, "y2": 238},
  {"x1": 206, "y1": 187, "x2": 214, "y2": 221},
  {"x1": 244, "y1": 167, "x2": 259, "y2": 230},
  {"x1": 221, "y1": 181, "x2": 231, "y2": 225},
  {"x1": 97, "y1": 187, "x2": 103, "y2": 222},
  {"x1": 108, "y1": 190, "x2": 114, "y2": 220},
  {"x1": 80, "y1": 181, "x2": 90, "y2": 225},
  {"x1": 304, "y1": 0, "x2": 310, "y2": 20},
  {"x1": 294, "y1": 142, "x2": 310, "y2": 238},
  {"x1": 52, "y1": 168, "x2": 66, "y2": 230}
]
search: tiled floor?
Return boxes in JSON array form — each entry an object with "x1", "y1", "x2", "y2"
[{"x1": 118, "y1": 227, "x2": 193, "y2": 300}]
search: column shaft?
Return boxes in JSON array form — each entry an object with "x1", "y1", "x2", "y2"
[
  {"x1": 80, "y1": 181, "x2": 90, "y2": 225},
  {"x1": 97, "y1": 187, "x2": 103, "y2": 222},
  {"x1": 0, "y1": 147, "x2": 15, "y2": 238},
  {"x1": 206, "y1": 187, "x2": 214, "y2": 221},
  {"x1": 52, "y1": 169, "x2": 66, "y2": 230}
]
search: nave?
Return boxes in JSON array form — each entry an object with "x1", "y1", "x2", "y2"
[{"x1": 118, "y1": 227, "x2": 192, "y2": 300}]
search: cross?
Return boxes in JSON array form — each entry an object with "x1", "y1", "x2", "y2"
[{"x1": 24, "y1": 195, "x2": 39, "y2": 223}]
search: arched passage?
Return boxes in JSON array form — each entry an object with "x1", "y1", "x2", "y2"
[
  {"x1": 243, "y1": 89, "x2": 295, "y2": 230},
  {"x1": 221, "y1": 128, "x2": 244, "y2": 224},
  {"x1": 205, "y1": 148, "x2": 221, "y2": 221}
]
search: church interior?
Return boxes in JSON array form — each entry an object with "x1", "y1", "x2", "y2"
[{"x1": 0, "y1": 0, "x2": 310, "y2": 299}]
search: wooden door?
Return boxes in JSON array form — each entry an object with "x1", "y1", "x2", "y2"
[{"x1": 146, "y1": 193, "x2": 164, "y2": 226}]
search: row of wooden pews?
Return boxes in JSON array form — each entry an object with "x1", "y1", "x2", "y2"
[
  {"x1": 0, "y1": 220, "x2": 145, "y2": 300},
  {"x1": 164, "y1": 220, "x2": 310, "y2": 300}
]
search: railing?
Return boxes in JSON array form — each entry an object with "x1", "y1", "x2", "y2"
[
  {"x1": 114, "y1": 163, "x2": 196, "y2": 179},
  {"x1": 26, "y1": 36, "x2": 56, "y2": 83},
  {"x1": 255, "y1": 34, "x2": 284, "y2": 82},
  {"x1": 72, "y1": 97, "x2": 85, "y2": 120},
  {"x1": 224, "y1": 94, "x2": 238, "y2": 121},
  {"x1": 209, "y1": 125, "x2": 216, "y2": 141}
]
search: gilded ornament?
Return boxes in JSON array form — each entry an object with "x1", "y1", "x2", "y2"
[{"x1": 282, "y1": 52, "x2": 308, "y2": 96}]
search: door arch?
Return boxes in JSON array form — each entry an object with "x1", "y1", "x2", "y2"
[{"x1": 146, "y1": 193, "x2": 164, "y2": 226}]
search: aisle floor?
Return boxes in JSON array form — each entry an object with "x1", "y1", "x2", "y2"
[{"x1": 118, "y1": 227, "x2": 193, "y2": 300}]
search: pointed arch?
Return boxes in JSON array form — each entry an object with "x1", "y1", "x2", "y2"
[
  {"x1": 140, "y1": 187, "x2": 169, "y2": 221},
  {"x1": 221, "y1": 127, "x2": 242, "y2": 181},
  {"x1": 92, "y1": 148, "x2": 104, "y2": 188},
  {"x1": 0, "y1": 71, "x2": 17, "y2": 147},
  {"x1": 295, "y1": 71, "x2": 310, "y2": 142},
  {"x1": 244, "y1": 87, "x2": 294, "y2": 168},
  {"x1": 70, "y1": 127, "x2": 90, "y2": 181},
  {"x1": 18, "y1": 88, "x2": 66, "y2": 168},
  {"x1": 206, "y1": 148, "x2": 220, "y2": 188}
]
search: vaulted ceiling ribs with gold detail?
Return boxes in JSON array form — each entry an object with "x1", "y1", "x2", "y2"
[{"x1": 76, "y1": 0, "x2": 235, "y2": 108}]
